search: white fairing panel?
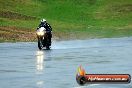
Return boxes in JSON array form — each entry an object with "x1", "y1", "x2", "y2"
[{"x1": 38, "y1": 27, "x2": 46, "y2": 32}]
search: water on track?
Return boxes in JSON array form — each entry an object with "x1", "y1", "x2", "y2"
[{"x1": 0, "y1": 37, "x2": 132, "y2": 88}]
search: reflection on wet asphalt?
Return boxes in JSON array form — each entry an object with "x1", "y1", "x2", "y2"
[{"x1": 0, "y1": 37, "x2": 132, "y2": 88}]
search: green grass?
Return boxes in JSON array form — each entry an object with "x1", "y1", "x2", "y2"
[{"x1": 0, "y1": 0, "x2": 132, "y2": 41}]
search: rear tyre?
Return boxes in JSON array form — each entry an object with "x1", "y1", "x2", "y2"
[
  {"x1": 45, "y1": 34, "x2": 51, "y2": 50},
  {"x1": 46, "y1": 45, "x2": 50, "y2": 50}
]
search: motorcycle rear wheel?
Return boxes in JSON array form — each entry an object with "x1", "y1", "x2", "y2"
[{"x1": 46, "y1": 45, "x2": 50, "y2": 50}]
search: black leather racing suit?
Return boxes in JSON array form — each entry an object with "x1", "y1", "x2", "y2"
[{"x1": 37, "y1": 22, "x2": 52, "y2": 46}]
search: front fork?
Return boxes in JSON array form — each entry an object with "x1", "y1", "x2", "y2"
[{"x1": 37, "y1": 36, "x2": 44, "y2": 44}]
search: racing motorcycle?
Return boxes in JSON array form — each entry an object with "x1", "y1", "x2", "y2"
[{"x1": 36, "y1": 27, "x2": 51, "y2": 50}]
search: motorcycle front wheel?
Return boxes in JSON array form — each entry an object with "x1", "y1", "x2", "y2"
[{"x1": 38, "y1": 39, "x2": 43, "y2": 50}]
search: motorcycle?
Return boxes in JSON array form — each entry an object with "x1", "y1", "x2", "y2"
[{"x1": 36, "y1": 27, "x2": 51, "y2": 50}]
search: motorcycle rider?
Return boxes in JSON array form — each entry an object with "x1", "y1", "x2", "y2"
[{"x1": 37, "y1": 19, "x2": 52, "y2": 46}]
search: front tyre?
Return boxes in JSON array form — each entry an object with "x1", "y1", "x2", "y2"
[{"x1": 38, "y1": 40, "x2": 43, "y2": 50}]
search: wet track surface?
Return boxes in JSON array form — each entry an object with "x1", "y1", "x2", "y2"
[{"x1": 0, "y1": 37, "x2": 132, "y2": 88}]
